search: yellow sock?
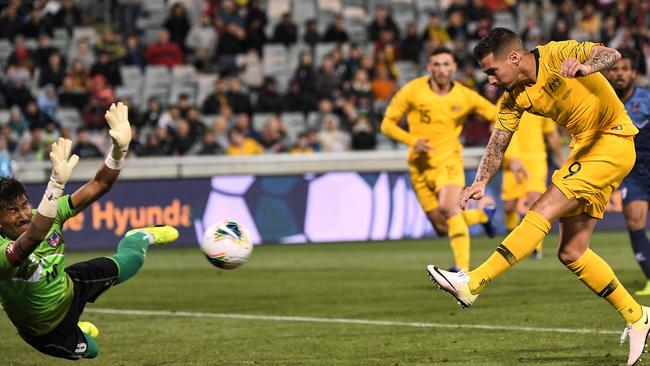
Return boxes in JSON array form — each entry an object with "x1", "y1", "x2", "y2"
[
  {"x1": 447, "y1": 213, "x2": 470, "y2": 270},
  {"x1": 566, "y1": 249, "x2": 642, "y2": 323},
  {"x1": 461, "y1": 209, "x2": 488, "y2": 226},
  {"x1": 504, "y1": 211, "x2": 520, "y2": 232},
  {"x1": 535, "y1": 241, "x2": 543, "y2": 253},
  {"x1": 469, "y1": 211, "x2": 550, "y2": 293}
]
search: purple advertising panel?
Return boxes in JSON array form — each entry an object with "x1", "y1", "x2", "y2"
[{"x1": 24, "y1": 170, "x2": 628, "y2": 251}]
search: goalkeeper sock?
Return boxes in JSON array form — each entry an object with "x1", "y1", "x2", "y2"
[
  {"x1": 469, "y1": 211, "x2": 550, "y2": 293},
  {"x1": 447, "y1": 213, "x2": 470, "y2": 270},
  {"x1": 462, "y1": 209, "x2": 488, "y2": 226},
  {"x1": 504, "y1": 210, "x2": 520, "y2": 232},
  {"x1": 566, "y1": 249, "x2": 642, "y2": 324},
  {"x1": 109, "y1": 233, "x2": 149, "y2": 284},
  {"x1": 82, "y1": 333, "x2": 99, "y2": 359}
]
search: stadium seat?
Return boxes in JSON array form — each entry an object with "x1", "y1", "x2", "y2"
[
  {"x1": 314, "y1": 43, "x2": 338, "y2": 64},
  {"x1": 395, "y1": 61, "x2": 420, "y2": 84},
  {"x1": 196, "y1": 74, "x2": 218, "y2": 106},
  {"x1": 280, "y1": 112, "x2": 307, "y2": 140},
  {"x1": 0, "y1": 110, "x2": 9, "y2": 124},
  {"x1": 294, "y1": 0, "x2": 317, "y2": 24},
  {"x1": 72, "y1": 27, "x2": 97, "y2": 45},
  {"x1": 343, "y1": 6, "x2": 368, "y2": 42},
  {"x1": 252, "y1": 113, "x2": 276, "y2": 132},
  {"x1": 57, "y1": 108, "x2": 84, "y2": 131}
]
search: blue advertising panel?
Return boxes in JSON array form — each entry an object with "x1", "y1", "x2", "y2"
[{"x1": 24, "y1": 170, "x2": 628, "y2": 251}]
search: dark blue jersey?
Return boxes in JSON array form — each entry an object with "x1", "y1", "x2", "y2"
[{"x1": 625, "y1": 86, "x2": 650, "y2": 180}]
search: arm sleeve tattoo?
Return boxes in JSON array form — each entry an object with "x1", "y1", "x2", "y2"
[
  {"x1": 474, "y1": 129, "x2": 513, "y2": 185},
  {"x1": 584, "y1": 47, "x2": 619, "y2": 74}
]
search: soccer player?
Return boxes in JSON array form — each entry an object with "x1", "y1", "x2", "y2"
[
  {"x1": 0, "y1": 103, "x2": 179, "y2": 360},
  {"x1": 501, "y1": 112, "x2": 564, "y2": 259},
  {"x1": 606, "y1": 48, "x2": 650, "y2": 295},
  {"x1": 425, "y1": 28, "x2": 649, "y2": 365},
  {"x1": 381, "y1": 46, "x2": 497, "y2": 271}
]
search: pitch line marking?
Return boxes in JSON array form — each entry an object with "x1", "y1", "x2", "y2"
[{"x1": 86, "y1": 307, "x2": 619, "y2": 335}]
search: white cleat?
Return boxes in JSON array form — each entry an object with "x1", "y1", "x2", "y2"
[
  {"x1": 621, "y1": 306, "x2": 650, "y2": 365},
  {"x1": 426, "y1": 265, "x2": 478, "y2": 308}
]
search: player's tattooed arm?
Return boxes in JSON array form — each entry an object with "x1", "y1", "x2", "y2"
[
  {"x1": 475, "y1": 128, "x2": 513, "y2": 184},
  {"x1": 584, "y1": 46, "x2": 621, "y2": 74}
]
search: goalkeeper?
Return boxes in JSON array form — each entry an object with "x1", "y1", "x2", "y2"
[{"x1": 0, "y1": 103, "x2": 179, "y2": 360}]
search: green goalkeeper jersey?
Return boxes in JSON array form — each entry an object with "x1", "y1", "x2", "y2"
[{"x1": 0, "y1": 195, "x2": 77, "y2": 336}]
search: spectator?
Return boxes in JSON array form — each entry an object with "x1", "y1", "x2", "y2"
[
  {"x1": 35, "y1": 33, "x2": 57, "y2": 68},
  {"x1": 227, "y1": 128, "x2": 263, "y2": 156},
  {"x1": 217, "y1": 0, "x2": 244, "y2": 28},
  {"x1": 24, "y1": 101, "x2": 57, "y2": 131},
  {"x1": 169, "y1": 119, "x2": 197, "y2": 155},
  {"x1": 39, "y1": 52, "x2": 66, "y2": 88},
  {"x1": 323, "y1": 14, "x2": 349, "y2": 43},
  {"x1": 96, "y1": 28, "x2": 126, "y2": 60},
  {"x1": 142, "y1": 97, "x2": 163, "y2": 127},
  {"x1": 122, "y1": 34, "x2": 145, "y2": 70},
  {"x1": 575, "y1": 3, "x2": 601, "y2": 41},
  {"x1": 164, "y1": 3, "x2": 191, "y2": 51},
  {"x1": 283, "y1": 81, "x2": 318, "y2": 113},
  {"x1": 196, "y1": 129, "x2": 224, "y2": 155},
  {"x1": 227, "y1": 77, "x2": 253, "y2": 115},
  {"x1": 215, "y1": 22, "x2": 246, "y2": 74},
  {"x1": 128, "y1": 125, "x2": 143, "y2": 156},
  {"x1": 139, "y1": 128, "x2": 172, "y2": 156},
  {"x1": 0, "y1": 5, "x2": 21, "y2": 40},
  {"x1": 236, "y1": 49, "x2": 264, "y2": 88},
  {"x1": 318, "y1": 114, "x2": 349, "y2": 152},
  {"x1": 71, "y1": 127, "x2": 102, "y2": 158},
  {"x1": 157, "y1": 106, "x2": 182, "y2": 130},
  {"x1": 273, "y1": 12, "x2": 298, "y2": 46},
  {"x1": 36, "y1": 84, "x2": 58, "y2": 118},
  {"x1": 401, "y1": 22, "x2": 422, "y2": 63},
  {"x1": 117, "y1": 0, "x2": 142, "y2": 35},
  {"x1": 185, "y1": 106, "x2": 206, "y2": 138},
  {"x1": 371, "y1": 65, "x2": 397, "y2": 102},
  {"x1": 145, "y1": 29, "x2": 184, "y2": 68},
  {"x1": 258, "y1": 115, "x2": 290, "y2": 153},
  {"x1": 245, "y1": 0, "x2": 267, "y2": 31},
  {"x1": 58, "y1": 76, "x2": 89, "y2": 110},
  {"x1": 446, "y1": 10, "x2": 468, "y2": 41},
  {"x1": 7, "y1": 105, "x2": 28, "y2": 142},
  {"x1": 314, "y1": 56, "x2": 342, "y2": 99},
  {"x1": 550, "y1": 18, "x2": 570, "y2": 41},
  {"x1": 7, "y1": 36, "x2": 35, "y2": 72},
  {"x1": 20, "y1": 8, "x2": 52, "y2": 38},
  {"x1": 255, "y1": 77, "x2": 285, "y2": 113},
  {"x1": 303, "y1": 19, "x2": 320, "y2": 49},
  {"x1": 202, "y1": 79, "x2": 230, "y2": 115},
  {"x1": 68, "y1": 59, "x2": 91, "y2": 90},
  {"x1": 350, "y1": 114, "x2": 376, "y2": 150},
  {"x1": 210, "y1": 115, "x2": 230, "y2": 149},
  {"x1": 51, "y1": 0, "x2": 82, "y2": 34},
  {"x1": 245, "y1": 18, "x2": 267, "y2": 58},
  {"x1": 422, "y1": 13, "x2": 450, "y2": 45},
  {"x1": 292, "y1": 51, "x2": 317, "y2": 96},
  {"x1": 233, "y1": 113, "x2": 259, "y2": 140},
  {"x1": 186, "y1": 14, "x2": 218, "y2": 72},
  {"x1": 368, "y1": 6, "x2": 400, "y2": 42},
  {"x1": 290, "y1": 132, "x2": 314, "y2": 154},
  {"x1": 4, "y1": 75, "x2": 34, "y2": 111},
  {"x1": 69, "y1": 38, "x2": 96, "y2": 69},
  {"x1": 345, "y1": 69, "x2": 373, "y2": 105},
  {"x1": 90, "y1": 51, "x2": 122, "y2": 87}
]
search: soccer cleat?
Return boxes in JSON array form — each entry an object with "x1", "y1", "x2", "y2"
[
  {"x1": 426, "y1": 265, "x2": 478, "y2": 308},
  {"x1": 125, "y1": 225, "x2": 179, "y2": 245},
  {"x1": 481, "y1": 204, "x2": 497, "y2": 238},
  {"x1": 621, "y1": 306, "x2": 650, "y2": 365},
  {"x1": 78, "y1": 321, "x2": 99, "y2": 338},
  {"x1": 636, "y1": 281, "x2": 650, "y2": 296},
  {"x1": 531, "y1": 249, "x2": 543, "y2": 260}
]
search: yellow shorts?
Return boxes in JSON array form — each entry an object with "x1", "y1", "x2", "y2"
[
  {"x1": 409, "y1": 151, "x2": 465, "y2": 212},
  {"x1": 552, "y1": 134, "x2": 635, "y2": 219},
  {"x1": 501, "y1": 157, "x2": 548, "y2": 201}
]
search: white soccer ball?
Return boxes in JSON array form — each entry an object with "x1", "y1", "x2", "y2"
[{"x1": 201, "y1": 220, "x2": 253, "y2": 269}]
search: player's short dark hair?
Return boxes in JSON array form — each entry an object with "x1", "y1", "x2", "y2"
[
  {"x1": 473, "y1": 27, "x2": 525, "y2": 62},
  {"x1": 617, "y1": 47, "x2": 640, "y2": 70},
  {"x1": 430, "y1": 46, "x2": 453, "y2": 57},
  {"x1": 0, "y1": 177, "x2": 27, "y2": 211}
]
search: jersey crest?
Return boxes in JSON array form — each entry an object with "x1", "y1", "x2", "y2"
[{"x1": 46, "y1": 231, "x2": 60, "y2": 248}]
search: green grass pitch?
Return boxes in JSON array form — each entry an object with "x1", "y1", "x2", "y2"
[{"x1": 1, "y1": 231, "x2": 647, "y2": 365}]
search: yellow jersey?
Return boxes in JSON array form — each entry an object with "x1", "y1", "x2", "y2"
[
  {"x1": 497, "y1": 40, "x2": 637, "y2": 139},
  {"x1": 227, "y1": 138, "x2": 264, "y2": 156},
  {"x1": 504, "y1": 113, "x2": 557, "y2": 161},
  {"x1": 381, "y1": 76, "x2": 497, "y2": 162}
]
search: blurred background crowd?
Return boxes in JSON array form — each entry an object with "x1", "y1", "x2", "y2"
[{"x1": 0, "y1": 0, "x2": 648, "y2": 173}]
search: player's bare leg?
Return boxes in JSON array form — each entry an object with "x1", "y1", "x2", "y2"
[
  {"x1": 624, "y1": 200, "x2": 650, "y2": 295},
  {"x1": 426, "y1": 208, "x2": 449, "y2": 237}
]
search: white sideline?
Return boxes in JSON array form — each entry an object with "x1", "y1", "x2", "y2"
[{"x1": 86, "y1": 307, "x2": 619, "y2": 335}]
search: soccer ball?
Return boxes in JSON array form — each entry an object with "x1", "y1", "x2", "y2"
[{"x1": 201, "y1": 220, "x2": 253, "y2": 269}]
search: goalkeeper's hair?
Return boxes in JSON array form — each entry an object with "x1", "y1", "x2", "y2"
[
  {"x1": 0, "y1": 177, "x2": 27, "y2": 211},
  {"x1": 473, "y1": 27, "x2": 525, "y2": 62}
]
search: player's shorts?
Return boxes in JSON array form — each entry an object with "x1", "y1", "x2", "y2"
[
  {"x1": 621, "y1": 175, "x2": 650, "y2": 206},
  {"x1": 19, "y1": 257, "x2": 119, "y2": 360},
  {"x1": 501, "y1": 156, "x2": 548, "y2": 201},
  {"x1": 409, "y1": 151, "x2": 465, "y2": 212},
  {"x1": 552, "y1": 133, "x2": 635, "y2": 219}
]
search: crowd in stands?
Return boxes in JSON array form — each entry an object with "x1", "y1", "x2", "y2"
[{"x1": 0, "y1": 0, "x2": 648, "y2": 168}]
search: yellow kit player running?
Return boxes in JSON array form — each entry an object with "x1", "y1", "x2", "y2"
[
  {"x1": 426, "y1": 28, "x2": 648, "y2": 365},
  {"x1": 501, "y1": 112, "x2": 564, "y2": 259},
  {"x1": 381, "y1": 46, "x2": 497, "y2": 271}
]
